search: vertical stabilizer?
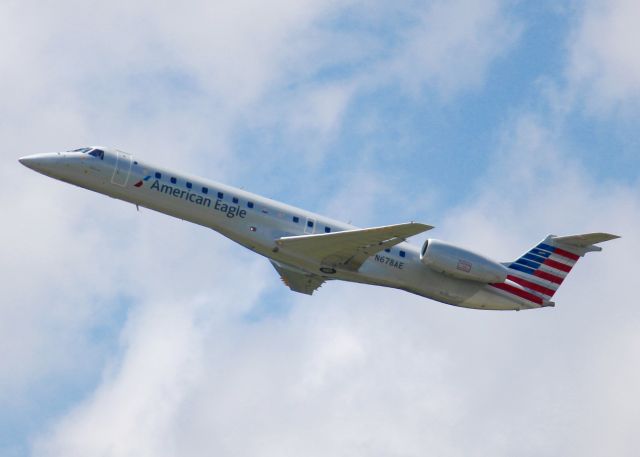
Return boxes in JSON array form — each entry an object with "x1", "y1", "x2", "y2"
[{"x1": 504, "y1": 232, "x2": 619, "y2": 301}]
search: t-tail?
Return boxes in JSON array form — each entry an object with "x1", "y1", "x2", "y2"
[{"x1": 497, "y1": 232, "x2": 619, "y2": 307}]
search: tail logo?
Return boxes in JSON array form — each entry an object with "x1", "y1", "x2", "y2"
[
  {"x1": 490, "y1": 240, "x2": 581, "y2": 307},
  {"x1": 509, "y1": 242, "x2": 579, "y2": 291}
]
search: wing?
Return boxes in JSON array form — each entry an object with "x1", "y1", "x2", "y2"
[
  {"x1": 270, "y1": 261, "x2": 326, "y2": 295},
  {"x1": 275, "y1": 222, "x2": 433, "y2": 271}
]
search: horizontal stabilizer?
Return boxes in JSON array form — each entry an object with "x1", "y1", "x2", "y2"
[
  {"x1": 276, "y1": 222, "x2": 433, "y2": 271},
  {"x1": 551, "y1": 232, "x2": 620, "y2": 251}
]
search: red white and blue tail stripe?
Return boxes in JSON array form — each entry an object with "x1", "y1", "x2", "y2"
[
  {"x1": 491, "y1": 233, "x2": 619, "y2": 308},
  {"x1": 507, "y1": 240, "x2": 579, "y2": 299}
]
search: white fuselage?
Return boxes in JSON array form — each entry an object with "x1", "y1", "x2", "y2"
[{"x1": 19, "y1": 148, "x2": 533, "y2": 311}]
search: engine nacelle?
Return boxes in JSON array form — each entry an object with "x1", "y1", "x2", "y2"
[{"x1": 420, "y1": 239, "x2": 508, "y2": 283}]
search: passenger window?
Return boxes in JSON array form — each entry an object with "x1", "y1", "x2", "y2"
[
  {"x1": 170, "y1": 177, "x2": 177, "y2": 184},
  {"x1": 307, "y1": 220, "x2": 314, "y2": 228},
  {"x1": 293, "y1": 216, "x2": 299, "y2": 223},
  {"x1": 385, "y1": 249, "x2": 391, "y2": 253},
  {"x1": 232, "y1": 197, "x2": 238, "y2": 204},
  {"x1": 186, "y1": 182, "x2": 192, "y2": 189},
  {"x1": 399, "y1": 251, "x2": 406, "y2": 258},
  {"x1": 218, "y1": 192, "x2": 224, "y2": 199},
  {"x1": 324, "y1": 226, "x2": 331, "y2": 233},
  {"x1": 155, "y1": 172, "x2": 161, "y2": 179},
  {"x1": 248, "y1": 202, "x2": 254, "y2": 208},
  {"x1": 202, "y1": 187, "x2": 208, "y2": 194}
]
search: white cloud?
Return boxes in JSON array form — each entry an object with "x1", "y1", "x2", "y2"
[
  {"x1": 384, "y1": 0, "x2": 521, "y2": 97},
  {"x1": 4, "y1": 1, "x2": 637, "y2": 456},
  {"x1": 567, "y1": 0, "x2": 640, "y2": 114},
  {"x1": 230, "y1": 0, "x2": 522, "y2": 162}
]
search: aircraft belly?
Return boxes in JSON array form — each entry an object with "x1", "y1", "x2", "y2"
[
  {"x1": 358, "y1": 259, "x2": 528, "y2": 311},
  {"x1": 458, "y1": 289, "x2": 525, "y2": 310}
]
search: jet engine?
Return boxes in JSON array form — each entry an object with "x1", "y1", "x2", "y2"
[{"x1": 420, "y1": 239, "x2": 508, "y2": 283}]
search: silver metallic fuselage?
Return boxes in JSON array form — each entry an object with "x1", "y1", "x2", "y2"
[{"x1": 19, "y1": 148, "x2": 530, "y2": 310}]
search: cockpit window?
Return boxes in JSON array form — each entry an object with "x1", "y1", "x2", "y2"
[
  {"x1": 71, "y1": 147, "x2": 92, "y2": 153},
  {"x1": 88, "y1": 149, "x2": 104, "y2": 160}
]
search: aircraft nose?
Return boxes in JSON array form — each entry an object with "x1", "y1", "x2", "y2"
[
  {"x1": 18, "y1": 153, "x2": 63, "y2": 175},
  {"x1": 19, "y1": 155, "x2": 39, "y2": 169}
]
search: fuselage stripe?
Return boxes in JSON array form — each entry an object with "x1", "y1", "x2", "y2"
[
  {"x1": 523, "y1": 252, "x2": 547, "y2": 263},
  {"x1": 536, "y1": 243, "x2": 556, "y2": 253},
  {"x1": 535, "y1": 243, "x2": 580, "y2": 261},
  {"x1": 507, "y1": 275, "x2": 555, "y2": 297},
  {"x1": 534, "y1": 269, "x2": 563, "y2": 284},
  {"x1": 490, "y1": 282, "x2": 543, "y2": 305},
  {"x1": 530, "y1": 248, "x2": 552, "y2": 258},
  {"x1": 553, "y1": 247, "x2": 580, "y2": 261},
  {"x1": 543, "y1": 258, "x2": 572, "y2": 273},
  {"x1": 508, "y1": 269, "x2": 560, "y2": 290},
  {"x1": 548, "y1": 253, "x2": 576, "y2": 267},
  {"x1": 537, "y1": 263, "x2": 568, "y2": 278},
  {"x1": 515, "y1": 258, "x2": 541, "y2": 269},
  {"x1": 509, "y1": 263, "x2": 536, "y2": 275}
]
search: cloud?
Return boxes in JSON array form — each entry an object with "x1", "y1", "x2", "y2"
[
  {"x1": 229, "y1": 0, "x2": 522, "y2": 164},
  {"x1": 384, "y1": 0, "x2": 521, "y2": 97},
  {"x1": 567, "y1": 0, "x2": 640, "y2": 115},
  {"x1": 3, "y1": 1, "x2": 637, "y2": 456}
]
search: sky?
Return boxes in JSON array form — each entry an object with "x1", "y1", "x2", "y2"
[{"x1": 1, "y1": 0, "x2": 639, "y2": 455}]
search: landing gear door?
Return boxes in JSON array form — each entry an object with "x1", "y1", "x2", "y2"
[{"x1": 111, "y1": 151, "x2": 132, "y2": 187}]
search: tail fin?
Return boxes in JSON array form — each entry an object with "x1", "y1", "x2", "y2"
[{"x1": 505, "y1": 232, "x2": 620, "y2": 301}]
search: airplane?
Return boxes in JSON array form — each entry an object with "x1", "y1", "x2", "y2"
[{"x1": 19, "y1": 147, "x2": 619, "y2": 311}]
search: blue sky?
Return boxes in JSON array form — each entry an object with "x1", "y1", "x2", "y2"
[{"x1": 2, "y1": 1, "x2": 640, "y2": 456}]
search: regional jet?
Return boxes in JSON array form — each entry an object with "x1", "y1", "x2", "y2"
[{"x1": 19, "y1": 147, "x2": 619, "y2": 311}]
